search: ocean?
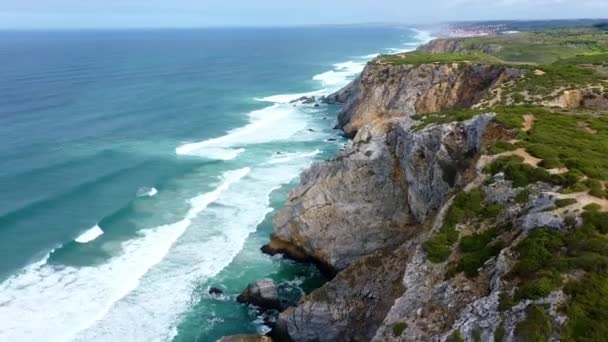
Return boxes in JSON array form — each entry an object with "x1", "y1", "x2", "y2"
[{"x1": 0, "y1": 26, "x2": 431, "y2": 341}]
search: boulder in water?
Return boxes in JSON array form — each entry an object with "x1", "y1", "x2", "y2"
[
  {"x1": 209, "y1": 286, "x2": 224, "y2": 295},
  {"x1": 237, "y1": 279, "x2": 281, "y2": 311}
]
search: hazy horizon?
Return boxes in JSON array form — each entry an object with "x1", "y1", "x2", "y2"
[{"x1": 1, "y1": 0, "x2": 607, "y2": 30}]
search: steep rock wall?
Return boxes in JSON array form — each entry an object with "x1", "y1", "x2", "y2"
[
  {"x1": 266, "y1": 115, "x2": 493, "y2": 273},
  {"x1": 334, "y1": 62, "x2": 520, "y2": 137}
]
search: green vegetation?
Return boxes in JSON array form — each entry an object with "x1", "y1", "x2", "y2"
[
  {"x1": 424, "y1": 188, "x2": 504, "y2": 263},
  {"x1": 484, "y1": 156, "x2": 559, "y2": 188},
  {"x1": 562, "y1": 274, "x2": 608, "y2": 342},
  {"x1": 506, "y1": 205, "x2": 608, "y2": 308},
  {"x1": 481, "y1": 106, "x2": 608, "y2": 194},
  {"x1": 515, "y1": 189, "x2": 530, "y2": 204},
  {"x1": 412, "y1": 108, "x2": 485, "y2": 131},
  {"x1": 446, "y1": 330, "x2": 464, "y2": 342},
  {"x1": 581, "y1": 209, "x2": 608, "y2": 234},
  {"x1": 457, "y1": 229, "x2": 505, "y2": 278},
  {"x1": 379, "y1": 27, "x2": 608, "y2": 342},
  {"x1": 515, "y1": 305, "x2": 553, "y2": 342},
  {"x1": 456, "y1": 29, "x2": 608, "y2": 64},
  {"x1": 392, "y1": 322, "x2": 407, "y2": 337},
  {"x1": 377, "y1": 51, "x2": 500, "y2": 66},
  {"x1": 555, "y1": 198, "x2": 578, "y2": 208},
  {"x1": 487, "y1": 140, "x2": 518, "y2": 155},
  {"x1": 511, "y1": 228, "x2": 564, "y2": 300},
  {"x1": 472, "y1": 327, "x2": 482, "y2": 342},
  {"x1": 505, "y1": 63, "x2": 601, "y2": 98},
  {"x1": 498, "y1": 292, "x2": 515, "y2": 312},
  {"x1": 494, "y1": 322, "x2": 506, "y2": 342}
]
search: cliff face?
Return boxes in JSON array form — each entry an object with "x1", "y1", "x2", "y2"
[
  {"x1": 228, "y1": 26, "x2": 608, "y2": 342},
  {"x1": 334, "y1": 62, "x2": 521, "y2": 137},
  {"x1": 419, "y1": 38, "x2": 502, "y2": 55},
  {"x1": 266, "y1": 114, "x2": 492, "y2": 273}
]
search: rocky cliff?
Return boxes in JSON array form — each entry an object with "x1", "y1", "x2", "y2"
[
  {"x1": 330, "y1": 61, "x2": 521, "y2": 137},
  {"x1": 266, "y1": 114, "x2": 492, "y2": 273},
  {"x1": 251, "y1": 31, "x2": 608, "y2": 342}
]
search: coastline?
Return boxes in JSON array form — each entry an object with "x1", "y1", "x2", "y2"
[
  {"x1": 239, "y1": 21, "x2": 608, "y2": 342},
  {"x1": 218, "y1": 27, "x2": 437, "y2": 339}
]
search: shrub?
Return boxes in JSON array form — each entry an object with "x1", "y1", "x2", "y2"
[
  {"x1": 392, "y1": 322, "x2": 407, "y2": 337},
  {"x1": 499, "y1": 292, "x2": 516, "y2": 312},
  {"x1": 515, "y1": 189, "x2": 530, "y2": 204},
  {"x1": 582, "y1": 210, "x2": 608, "y2": 234},
  {"x1": 515, "y1": 305, "x2": 553, "y2": 342},
  {"x1": 555, "y1": 198, "x2": 577, "y2": 208},
  {"x1": 446, "y1": 330, "x2": 464, "y2": 342},
  {"x1": 485, "y1": 156, "x2": 555, "y2": 188},
  {"x1": 515, "y1": 273, "x2": 562, "y2": 300},
  {"x1": 424, "y1": 189, "x2": 504, "y2": 263},
  {"x1": 494, "y1": 322, "x2": 506, "y2": 342},
  {"x1": 512, "y1": 228, "x2": 564, "y2": 276},
  {"x1": 458, "y1": 229, "x2": 505, "y2": 277},
  {"x1": 563, "y1": 274, "x2": 608, "y2": 342}
]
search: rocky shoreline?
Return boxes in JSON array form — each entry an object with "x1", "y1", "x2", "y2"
[{"x1": 220, "y1": 25, "x2": 608, "y2": 342}]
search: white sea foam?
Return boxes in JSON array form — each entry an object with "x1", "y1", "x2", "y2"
[
  {"x1": 136, "y1": 186, "x2": 158, "y2": 198},
  {"x1": 71, "y1": 157, "x2": 320, "y2": 341},
  {"x1": 0, "y1": 28, "x2": 435, "y2": 341},
  {"x1": 0, "y1": 168, "x2": 250, "y2": 342},
  {"x1": 176, "y1": 104, "x2": 308, "y2": 160},
  {"x1": 385, "y1": 29, "x2": 435, "y2": 54},
  {"x1": 413, "y1": 28, "x2": 435, "y2": 45},
  {"x1": 75, "y1": 225, "x2": 104, "y2": 243},
  {"x1": 258, "y1": 88, "x2": 328, "y2": 104},
  {"x1": 268, "y1": 149, "x2": 321, "y2": 165},
  {"x1": 312, "y1": 60, "x2": 366, "y2": 87},
  {"x1": 360, "y1": 53, "x2": 380, "y2": 59}
]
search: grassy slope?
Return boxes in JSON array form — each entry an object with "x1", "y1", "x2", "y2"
[
  {"x1": 406, "y1": 26, "x2": 608, "y2": 341},
  {"x1": 379, "y1": 28, "x2": 608, "y2": 101}
]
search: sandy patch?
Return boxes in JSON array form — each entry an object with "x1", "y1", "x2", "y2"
[
  {"x1": 510, "y1": 148, "x2": 542, "y2": 167},
  {"x1": 477, "y1": 148, "x2": 541, "y2": 171},
  {"x1": 478, "y1": 147, "x2": 569, "y2": 175},
  {"x1": 547, "y1": 167, "x2": 570, "y2": 175},
  {"x1": 533, "y1": 69, "x2": 546, "y2": 76},
  {"x1": 522, "y1": 114, "x2": 535, "y2": 132},
  {"x1": 551, "y1": 191, "x2": 608, "y2": 213},
  {"x1": 577, "y1": 121, "x2": 597, "y2": 134}
]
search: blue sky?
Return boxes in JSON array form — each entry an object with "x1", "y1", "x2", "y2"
[{"x1": 1, "y1": 0, "x2": 607, "y2": 29}]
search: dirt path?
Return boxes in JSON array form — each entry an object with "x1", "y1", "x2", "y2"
[
  {"x1": 478, "y1": 147, "x2": 569, "y2": 175},
  {"x1": 522, "y1": 114, "x2": 535, "y2": 132},
  {"x1": 551, "y1": 191, "x2": 608, "y2": 213}
]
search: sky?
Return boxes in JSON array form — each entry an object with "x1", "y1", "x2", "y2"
[{"x1": 0, "y1": 0, "x2": 607, "y2": 29}]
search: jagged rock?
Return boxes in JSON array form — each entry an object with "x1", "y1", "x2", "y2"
[
  {"x1": 520, "y1": 212, "x2": 565, "y2": 231},
  {"x1": 266, "y1": 115, "x2": 493, "y2": 272},
  {"x1": 290, "y1": 96, "x2": 316, "y2": 104},
  {"x1": 209, "y1": 286, "x2": 224, "y2": 295},
  {"x1": 216, "y1": 335, "x2": 272, "y2": 342},
  {"x1": 321, "y1": 83, "x2": 355, "y2": 104},
  {"x1": 273, "y1": 247, "x2": 410, "y2": 342},
  {"x1": 420, "y1": 38, "x2": 503, "y2": 55},
  {"x1": 237, "y1": 279, "x2": 282, "y2": 311},
  {"x1": 483, "y1": 179, "x2": 518, "y2": 204},
  {"x1": 331, "y1": 62, "x2": 521, "y2": 137}
]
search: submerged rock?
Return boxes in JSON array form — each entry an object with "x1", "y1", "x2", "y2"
[
  {"x1": 237, "y1": 279, "x2": 282, "y2": 311},
  {"x1": 209, "y1": 286, "x2": 224, "y2": 295},
  {"x1": 290, "y1": 96, "x2": 316, "y2": 104}
]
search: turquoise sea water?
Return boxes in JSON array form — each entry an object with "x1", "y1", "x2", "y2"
[{"x1": 0, "y1": 26, "x2": 430, "y2": 341}]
